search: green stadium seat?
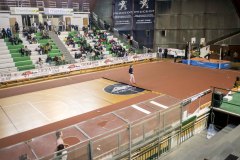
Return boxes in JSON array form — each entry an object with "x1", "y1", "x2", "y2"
[
  {"x1": 13, "y1": 57, "x2": 31, "y2": 62},
  {"x1": 11, "y1": 53, "x2": 22, "y2": 58},
  {"x1": 49, "y1": 52, "x2": 61, "y2": 58},
  {"x1": 10, "y1": 49, "x2": 20, "y2": 53},
  {"x1": 17, "y1": 65, "x2": 35, "y2": 71},
  {"x1": 8, "y1": 45, "x2": 23, "y2": 50},
  {"x1": 15, "y1": 60, "x2": 33, "y2": 67},
  {"x1": 50, "y1": 49, "x2": 60, "y2": 53}
]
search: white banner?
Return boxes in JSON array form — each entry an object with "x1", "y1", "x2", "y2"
[
  {"x1": 167, "y1": 48, "x2": 185, "y2": 57},
  {"x1": 10, "y1": 7, "x2": 39, "y2": 15},
  {"x1": 0, "y1": 53, "x2": 157, "y2": 83},
  {"x1": 44, "y1": 8, "x2": 73, "y2": 15}
]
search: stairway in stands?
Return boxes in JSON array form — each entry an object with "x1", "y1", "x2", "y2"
[
  {"x1": 162, "y1": 124, "x2": 240, "y2": 160},
  {"x1": 48, "y1": 31, "x2": 75, "y2": 64},
  {"x1": 0, "y1": 39, "x2": 17, "y2": 73},
  {"x1": 0, "y1": 36, "x2": 36, "y2": 72},
  {"x1": 19, "y1": 34, "x2": 48, "y2": 69},
  {"x1": 206, "y1": 29, "x2": 240, "y2": 45}
]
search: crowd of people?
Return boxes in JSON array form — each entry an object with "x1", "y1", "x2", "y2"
[
  {"x1": 65, "y1": 28, "x2": 134, "y2": 61},
  {"x1": 9, "y1": 35, "x2": 23, "y2": 45}
]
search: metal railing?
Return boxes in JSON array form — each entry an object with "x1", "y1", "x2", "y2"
[
  {"x1": 91, "y1": 12, "x2": 140, "y2": 50},
  {"x1": 126, "y1": 116, "x2": 208, "y2": 160},
  {"x1": 0, "y1": 90, "x2": 211, "y2": 160}
]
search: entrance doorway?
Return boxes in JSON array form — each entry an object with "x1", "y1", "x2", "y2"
[
  {"x1": 9, "y1": 18, "x2": 16, "y2": 33},
  {"x1": 65, "y1": 17, "x2": 71, "y2": 31},
  {"x1": 83, "y1": 18, "x2": 89, "y2": 27},
  {"x1": 22, "y1": 15, "x2": 31, "y2": 28}
]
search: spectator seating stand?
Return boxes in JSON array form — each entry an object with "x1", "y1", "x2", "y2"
[{"x1": 0, "y1": 38, "x2": 20, "y2": 73}]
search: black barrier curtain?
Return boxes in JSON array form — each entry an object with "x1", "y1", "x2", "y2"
[
  {"x1": 113, "y1": 0, "x2": 155, "y2": 48},
  {"x1": 113, "y1": 0, "x2": 133, "y2": 31}
]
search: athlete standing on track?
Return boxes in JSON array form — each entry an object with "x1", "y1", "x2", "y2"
[{"x1": 129, "y1": 65, "x2": 136, "y2": 85}]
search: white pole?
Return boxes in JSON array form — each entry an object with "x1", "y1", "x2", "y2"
[
  {"x1": 219, "y1": 47, "x2": 222, "y2": 69},
  {"x1": 188, "y1": 42, "x2": 191, "y2": 65}
]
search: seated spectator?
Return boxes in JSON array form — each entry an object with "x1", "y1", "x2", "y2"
[
  {"x1": 29, "y1": 37, "x2": 37, "y2": 44},
  {"x1": 23, "y1": 46, "x2": 31, "y2": 56},
  {"x1": 42, "y1": 30, "x2": 49, "y2": 39},
  {"x1": 63, "y1": 37, "x2": 67, "y2": 43},
  {"x1": 109, "y1": 39, "x2": 115, "y2": 44},
  {"x1": 53, "y1": 55, "x2": 59, "y2": 65},
  {"x1": 35, "y1": 46, "x2": 43, "y2": 55},
  {"x1": 75, "y1": 52, "x2": 80, "y2": 59},
  {"x1": 46, "y1": 55, "x2": 52, "y2": 63},
  {"x1": 27, "y1": 33, "x2": 32, "y2": 41},
  {"x1": 39, "y1": 23, "x2": 44, "y2": 31},
  {"x1": 66, "y1": 38, "x2": 75, "y2": 48},
  {"x1": 43, "y1": 43, "x2": 52, "y2": 54},
  {"x1": 36, "y1": 57, "x2": 43, "y2": 68},
  {"x1": 22, "y1": 27, "x2": 28, "y2": 37},
  {"x1": 60, "y1": 54, "x2": 65, "y2": 64},
  {"x1": 19, "y1": 47, "x2": 25, "y2": 56},
  {"x1": 1, "y1": 28, "x2": 7, "y2": 39},
  {"x1": 6, "y1": 28, "x2": 12, "y2": 38},
  {"x1": 16, "y1": 36, "x2": 23, "y2": 44},
  {"x1": 9, "y1": 35, "x2": 22, "y2": 45},
  {"x1": 9, "y1": 36, "x2": 17, "y2": 45}
]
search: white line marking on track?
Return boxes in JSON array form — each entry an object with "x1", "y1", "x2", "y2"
[
  {"x1": 131, "y1": 105, "x2": 151, "y2": 114},
  {"x1": 28, "y1": 101, "x2": 51, "y2": 122},
  {"x1": 150, "y1": 101, "x2": 168, "y2": 109}
]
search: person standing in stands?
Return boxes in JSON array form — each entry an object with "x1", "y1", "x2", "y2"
[
  {"x1": 47, "y1": 19, "x2": 52, "y2": 31},
  {"x1": 6, "y1": 28, "x2": 12, "y2": 38},
  {"x1": 129, "y1": 65, "x2": 136, "y2": 85},
  {"x1": 58, "y1": 20, "x2": 63, "y2": 32},
  {"x1": 14, "y1": 21, "x2": 19, "y2": 33},
  {"x1": 1, "y1": 28, "x2": 6, "y2": 39}
]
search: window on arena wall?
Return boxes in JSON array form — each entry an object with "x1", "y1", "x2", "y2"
[
  {"x1": 161, "y1": 30, "x2": 166, "y2": 37},
  {"x1": 157, "y1": 0, "x2": 172, "y2": 14},
  {"x1": 0, "y1": 0, "x2": 90, "y2": 11}
]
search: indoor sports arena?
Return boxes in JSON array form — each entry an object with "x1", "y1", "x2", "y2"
[{"x1": 0, "y1": 0, "x2": 240, "y2": 160}]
